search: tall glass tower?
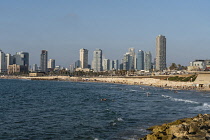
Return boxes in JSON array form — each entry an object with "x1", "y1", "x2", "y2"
[
  {"x1": 136, "y1": 50, "x2": 144, "y2": 70},
  {"x1": 128, "y1": 48, "x2": 135, "y2": 70},
  {"x1": 92, "y1": 49, "x2": 102, "y2": 72}
]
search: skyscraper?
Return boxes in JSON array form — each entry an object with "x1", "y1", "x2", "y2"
[
  {"x1": 80, "y1": 48, "x2": 88, "y2": 68},
  {"x1": 48, "y1": 59, "x2": 55, "y2": 69},
  {"x1": 110, "y1": 60, "x2": 114, "y2": 70},
  {"x1": 136, "y1": 50, "x2": 144, "y2": 71},
  {"x1": 113, "y1": 60, "x2": 119, "y2": 70},
  {"x1": 156, "y1": 35, "x2": 166, "y2": 71},
  {"x1": 32, "y1": 64, "x2": 38, "y2": 72},
  {"x1": 92, "y1": 49, "x2": 102, "y2": 72},
  {"x1": 144, "y1": 51, "x2": 152, "y2": 72},
  {"x1": 103, "y1": 59, "x2": 110, "y2": 71},
  {"x1": 75, "y1": 60, "x2": 80, "y2": 68},
  {"x1": 128, "y1": 48, "x2": 136, "y2": 70},
  {"x1": 123, "y1": 53, "x2": 130, "y2": 71},
  {"x1": 40, "y1": 50, "x2": 48, "y2": 72},
  {"x1": 0, "y1": 49, "x2": 7, "y2": 73},
  {"x1": 6, "y1": 53, "x2": 13, "y2": 69}
]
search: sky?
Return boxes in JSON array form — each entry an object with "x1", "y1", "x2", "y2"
[{"x1": 0, "y1": 0, "x2": 210, "y2": 68}]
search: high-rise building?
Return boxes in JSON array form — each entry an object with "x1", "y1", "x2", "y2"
[
  {"x1": 136, "y1": 50, "x2": 144, "y2": 71},
  {"x1": 113, "y1": 60, "x2": 119, "y2": 70},
  {"x1": 48, "y1": 59, "x2": 55, "y2": 69},
  {"x1": 92, "y1": 49, "x2": 102, "y2": 72},
  {"x1": 156, "y1": 35, "x2": 166, "y2": 71},
  {"x1": 123, "y1": 53, "x2": 130, "y2": 71},
  {"x1": 110, "y1": 60, "x2": 114, "y2": 70},
  {"x1": 103, "y1": 59, "x2": 110, "y2": 71},
  {"x1": 128, "y1": 48, "x2": 136, "y2": 70},
  {"x1": 153, "y1": 58, "x2": 156, "y2": 70},
  {"x1": 75, "y1": 60, "x2": 80, "y2": 68},
  {"x1": 144, "y1": 51, "x2": 152, "y2": 72},
  {"x1": 6, "y1": 53, "x2": 13, "y2": 69},
  {"x1": 13, "y1": 52, "x2": 29, "y2": 68},
  {"x1": 80, "y1": 48, "x2": 88, "y2": 68},
  {"x1": 0, "y1": 50, "x2": 7, "y2": 73},
  {"x1": 32, "y1": 64, "x2": 38, "y2": 72},
  {"x1": 40, "y1": 50, "x2": 48, "y2": 72}
]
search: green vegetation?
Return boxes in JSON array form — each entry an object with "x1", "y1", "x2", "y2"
[
  {"x1": 169, "y1": 63, "x2": 187, "y2": 70},
  {"x1": 168, "y1": 74, "x2": 197, "y2": 82}
]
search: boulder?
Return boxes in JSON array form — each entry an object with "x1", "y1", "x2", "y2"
[
  {"x1": 188, "y1": 122, "x2": 199, "y2": 134},
  {"x1": 140, "y1": 114, "x2": 210, "y2": 140}
]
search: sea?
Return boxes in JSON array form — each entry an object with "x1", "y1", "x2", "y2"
[{"x1": 1, "y1": 79, "x2": 210, "y2": 140}]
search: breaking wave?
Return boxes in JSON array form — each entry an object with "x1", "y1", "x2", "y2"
[
  {"x1": 194, "y1": 103, "x2": 210, "y2": 111},
  {"x1": 162, "y1": 95, "x2": 200, "y2": 104}
]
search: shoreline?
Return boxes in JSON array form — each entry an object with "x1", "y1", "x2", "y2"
[{"x1": 0, "y1": 75, "x2": 207, "y2": 91}]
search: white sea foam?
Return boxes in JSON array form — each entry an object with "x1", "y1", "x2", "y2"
[
  {"x1": 117, "y1": 117, "x2": 124, "y2": 121},
  {"x1": 112, "y1": 122, "x2": 117, "y2": 126},
  {"x1": 130, "y1": 90, "x2": 137, "y2": 92},
  {"x1": 194, "y1": 103, "x2": 210, "y2": 111},
  {"x1": 203, "y1": 103, "x2": 210, "y2": 107},
  {"x1": 161, "y1": 95, "x2": 200, "y2": 104}
]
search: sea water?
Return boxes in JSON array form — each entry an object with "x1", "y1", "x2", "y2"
[{"x1": 1, "y1": 79, "x2": 210, "y2": 140}]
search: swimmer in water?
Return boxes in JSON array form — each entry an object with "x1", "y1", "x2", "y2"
[{"x1": 101, "y1": 98, "x2": 107, "y2": 101}]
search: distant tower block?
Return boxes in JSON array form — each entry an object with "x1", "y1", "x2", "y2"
[
  {"x1": 156, "y1": 35, "x2": 166, "y2": 71},
  {"x1": 40, "y1": 50, "x2": 48, "y2": 72},
  {"x1": 92, "y1": 49, "x2": 102, "y2": 72},
  {"x1": 80, "y1": 48, "x2": 88, "y2": 68}
]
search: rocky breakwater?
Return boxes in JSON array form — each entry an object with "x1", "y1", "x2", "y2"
[{"x1": 141, "y1": 114, "x2": 210, "y2": 140}]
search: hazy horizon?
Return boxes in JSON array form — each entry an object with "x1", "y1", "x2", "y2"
[{"x1": 0, "y1": 0, "x2": 209, "y2": 68}]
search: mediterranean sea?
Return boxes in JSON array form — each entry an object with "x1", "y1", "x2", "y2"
[{"x1": 1, "y1": 79, "x2": 210, "y2": 140}]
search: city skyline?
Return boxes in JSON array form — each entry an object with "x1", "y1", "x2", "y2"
[
  {"x1": 1, "y1": 45, "x2": 210, "y2": 72},
  {"x1": 0, "y1": 1, "x2": 210, "y2": 67}
]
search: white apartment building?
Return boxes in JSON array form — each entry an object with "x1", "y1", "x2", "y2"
[{"x1": 80, "y1": 48, "x2": 88, "y2": 69}]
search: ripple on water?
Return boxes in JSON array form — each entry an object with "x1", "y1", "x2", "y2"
[{"x1": 0, "y1": 79, "x2": 210, "y2": 139}]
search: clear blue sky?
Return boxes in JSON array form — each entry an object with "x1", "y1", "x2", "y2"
[{"x1": 0, "y1": 0, "x2": 210, "y2": 67}]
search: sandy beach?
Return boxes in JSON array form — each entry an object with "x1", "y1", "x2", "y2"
[{"x1": 1, "y1": 75, "x2": 202, "y2": 91}]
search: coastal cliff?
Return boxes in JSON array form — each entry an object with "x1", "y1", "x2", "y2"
[{"x1": 140, "y1": 114, "x2": 210, "y2": 140}]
